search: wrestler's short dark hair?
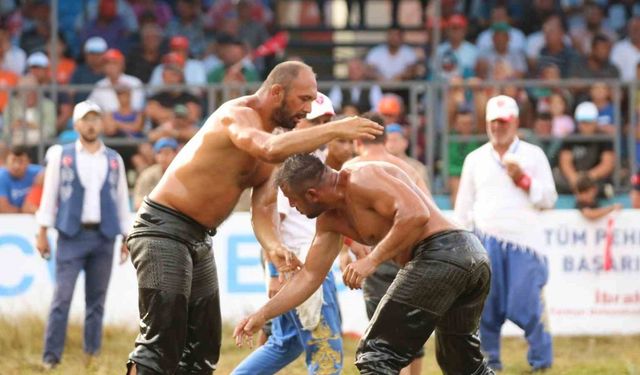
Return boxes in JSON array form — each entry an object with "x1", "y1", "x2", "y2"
[
  {"x1": 262, "y1": 61, "x2": 313, "y2": 91},
  {"x1": 360, "y1": 112, "x2": 386, "y2": 144},
  {"x1": 276, "y1": 154, "x2": 326, "y2": 192}
]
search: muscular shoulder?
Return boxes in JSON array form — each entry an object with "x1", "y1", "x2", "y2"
[{"x1": 219, "y1": 101, "x2": 262, "y2": 129}]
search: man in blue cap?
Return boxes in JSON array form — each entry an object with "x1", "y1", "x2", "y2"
[{"x1": 133, "y1": 137, "x2": 178, "y2": 209}]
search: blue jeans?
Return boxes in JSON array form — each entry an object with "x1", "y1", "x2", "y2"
[
  {"x1": 478, "y1": 234, "x2": 553, "y2": 370},
  {"x1": 43, "y1": 229, "x2": 115, "y2": 364},
  {"x1": 232, "y1": 272, "x2": 343, "y2": 375}
]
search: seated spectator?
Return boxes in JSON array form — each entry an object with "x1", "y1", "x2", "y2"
[
  {"x1": 130, "y1": 0, "x2": 173, "y2": 27},
  {"x1": 148, "y1": 104, "x2": 199, "y2": 144},
  {"x1": 74, "y1": 0, "x2": 138, "y2": 39},
  {"x1": 88, "y1": 48, "x2": 144, "y2": 113},
  {"x1": 589, "y1": 82, "x2": 615, "y2": 134},
  {"x1": 104, "y1": 85, "x2": 144, "y2": 138},
  {"x1": 130, "y1": 141, "x2": 155, "y2": 178},
  {"x1": 631, "y1": 170, "x2": 640, "y2": 209},
  {"x1": 385, "y1": 123, "x2": 429, "y2": 188},
  {"x1": 526, "y1": 15, "x2": 573, "y2": 66},
  {"x1": 149, "y1": 35, "x2": 207, "y2": 88},
  {"x1": 69, "y1": 37, "x2": 107, "y2": 103},
  {"x1": 25, "y1": 52, "x2": 51, "y2": 86},
  {"x1": 0, "y1": 28, "x2": 26, "y2": 75},
  {"x1": 476, "y1": 22, "x2": 527, "y2": 79},
  {"x1": 145, "y1": 53, "x2": 201, "y2": 127},
  {"x1": 436, "y1": 14, "x2": 478, "y2": 78},
  {"x1": 125, "y1": 22, "x2": 164, "y2": 83},
  {"x1": 556, "y1": 101, "x2": 615, "y2": 193},
  {"x1": 610, "y1": 17, "x2": 640, "y2": 82},
  {"x1": 529, "y1": 62, "x2": 572, "y2": 117},
  {"x1": 448, "y1": 110, "x2": 480, "y2": 205},
  {"x1": 3, "y1": 75, "x2": 56, "y2": 145},
  {"x1": 536, "y1": 16, "x2": 579, "y2": 78},
  {"x1": 204, "y1": 0, "x2": 273, "y2": 33},
  {"x1": 18, "y1": 2, "x2": 51, "y2": 55},
  {"x1": 366, "y1": 27, "x2": 418, "y2": 81},
  {"x1": 0, "y1": 145, "x2": 43, "y2": 213},
  {"x1": 207, "y1": 34, "x2": 260, "y2": 89},
  {"x1": 569, "y1": 33, "x2": 619, "y2": 80},
  {"x1": 79, "y1": 0, "x2": 131, "y2": 53},
  {"x1": 133, "y1": 137, "x2": 177, "y2": 209},
  {"x1": 549, "y1": 92, "x2": 574, "y2": 137},
  {"x1": 166, "y1": 0, "x2": 206, "y2": 58},
  {"x1": 475, "y1": 5, "x2": 527, "y2": 55},
  {"x1": 329, "y1": 57, "x2": 382, "y2": 114},
  {"x1": 22, "y1": 171, "x2": 44, "y2": 214},
  {"x1": 569, "y1": 2, "x2": 617, "y2": 55},
  {"x1": 574, "y1": 173, "x2": 621, "y2": 221}
]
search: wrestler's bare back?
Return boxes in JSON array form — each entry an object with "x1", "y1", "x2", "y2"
[
  {"x1": 150, "y1": 96, "x2": 274, "y2": 228},
  {"x1": 320, "y1": 162, "x2": 456, "y2": 265}
]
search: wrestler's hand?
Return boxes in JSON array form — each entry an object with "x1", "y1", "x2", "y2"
[
  {"x1": 350, "y1": 242, "x2": 371, "y2": 260},
  {"x1": 271, "y1": 246, "x2": 303, "y2": 274},
  {"x1": 342, "y1": 256, "x2": 377, "y2": 290},
  {"x1": 339, "y1": 248, "x2": 352, "y2": 273},
  {"x1": 233, "y1": 311, "x2": 266, "y2": 349},
  {"x1": 332, "y1": 116, "x2": 384, "y2": 140}
]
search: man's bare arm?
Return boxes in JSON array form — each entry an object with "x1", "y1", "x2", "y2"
[
  {"x1": 0, "y1": 197, "x2": 20, "y2": 213},
  {"x1": 251, "y1": 171, "x2": 301, "y2": 272},
  {"x1": 234, "y1": 224, "x2": 342, "y2": 346},
  {"x1": 226, "y1": 110, "x2": 383, "y2": 163}
]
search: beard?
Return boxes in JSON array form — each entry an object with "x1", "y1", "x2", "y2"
[
  {"x1": 272, "y1": 102, "x2": 305, "y2": 130},
  {"x1": 79, "y1": 129, "x2": 99, "y2": 143}
]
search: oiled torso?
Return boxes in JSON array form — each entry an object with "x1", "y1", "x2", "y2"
[{"x1": 149, "y1": 97, "x2": 273, "y2": 228}]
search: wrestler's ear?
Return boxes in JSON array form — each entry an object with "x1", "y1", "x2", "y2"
[
  {"x1": 305, "y1": 188, "x2": 320, "y2": 202},
  {"x1": 270, "y1": 84, "x2": 285, "y2": 101}
]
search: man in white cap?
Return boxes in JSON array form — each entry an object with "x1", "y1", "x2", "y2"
[
  {"x1": 26, "y1": 51, "x2": 50, "y2": 85},
  {"x1": 557, "y1": 101, "x2": 615, "y2": 194},
  {"x1": 454, "y1": 95, "x2": 557, "y2": 372},
  {"x1": 69, "y1": 37, "x2": 108, "y2": 102},
  {"x1": 232, "y1": 92, "x2": 344, "y2": 375},
  {"x1": 35, "y1": 100, "x2": 130, "y2": 369}
]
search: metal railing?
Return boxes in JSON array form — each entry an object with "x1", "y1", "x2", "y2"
[{"x1": 1, "y1": 78, "x2": 637, "y2": 194}]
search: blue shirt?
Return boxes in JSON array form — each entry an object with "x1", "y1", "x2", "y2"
[
  {"x1": 597, "y1": 104, "x2": 614, "y2": 127},
  {"x1": 0, "y1": 164, "x2": 42, "y2": 208}
]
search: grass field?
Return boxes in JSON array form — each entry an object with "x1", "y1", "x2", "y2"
[{"x1": 1, "y1": 316, "x2": 639, "y2": 374}]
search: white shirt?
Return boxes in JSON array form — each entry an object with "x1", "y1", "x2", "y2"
[
  {"x1": 454, "y1": 138, "x2": 557, "y2": 252},
  {"x1": 610, "y1": 39, "x2": 640, "y2": 82},
  {"x1": 36, "y1": 141, "x2": 131, "y2": 234},
  {"x1": 365, "y1": 44, "x2": 418, "y2": 80},
  {"x1": 475, "y1": 27, "x2": 527, "y2": 55},
  {"x1": 437, "y1": 41, "x2": 479, "y2": 77},
  {"x1": 88, "y1": 74, "x2": 145, "y2": 113},
  {"x1": 1, "y1": 46, "x2": 26, "y2": 75}
]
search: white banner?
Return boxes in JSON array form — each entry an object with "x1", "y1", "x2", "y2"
[{"x1": 1, "y1": 211, "x2": 639, "y2": 336}]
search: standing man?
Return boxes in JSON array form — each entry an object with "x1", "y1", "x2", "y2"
[
  {"x1": 232, "y1": 92, "x2": 343, "y2": 375},
  {"x1": 35, "y1": 100, "x2": 131, "y2": 369},
  {"x1": 454, "y1": 95, "x2": 558, "y2": 372},
  {"x1": 0, "y1": 145, "x2": 43, "y2": 213},
  {"x1": 125, "y1": 61, "x2": 382, "y2": 375},
  {"x1": 235, "y1": 154, "x2": 494, "y2": 375}
]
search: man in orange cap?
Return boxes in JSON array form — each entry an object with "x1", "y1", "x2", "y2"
[
  {"x1": 149, "y1": 35, "x2": 207, "y2": 88},
  {"x1": 377, "y1": 94, "x2": 403, "y2": 125},
  {"x1": 88, "y1": 48, "x2": 144, "y2": 113}
]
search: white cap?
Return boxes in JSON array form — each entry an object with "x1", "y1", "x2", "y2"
[
  {"x1": 486, "y1": 95, "x2": 519, "y2": 122},
  {"x1": 84, "y1": 36, "x2": 108, "y2": 54},
  {"x1": 27, "y1": 52, "x2": 49, "y2": 67},
  {"x1": 307, "y1": 92, "x2": 335, "y2": 120},
  {"x1": 574, "y1": 101, "x2": 599, "y2": 122},
  {"x1": 73, "y1": 100, "x2": 102, "y2": 123}
]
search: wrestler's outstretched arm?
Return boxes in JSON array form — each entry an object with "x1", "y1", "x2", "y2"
[
  {"x1": 233, "y1": 223, "x2": 342, "y2": 348},
  {"x1": 225, "y1": 108, "x2": 383, "y2": 163},
  {"x1": 342, "y1": 168, "x2": 431, "y2": 289},
  {"x1": 251, "y1": 170, "x2": 302, "y2": 273}
]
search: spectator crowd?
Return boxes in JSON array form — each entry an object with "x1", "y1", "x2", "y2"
[{"x1": 1, "y1": 0, "x2": 640, "y2": 211}]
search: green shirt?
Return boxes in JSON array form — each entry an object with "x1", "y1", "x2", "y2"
[
  {"x1": 207, "y1": 65, "x2": 260, "y2": 84},
  {"x1": 448, "y1": 135, "x2": 480, "y2": 176}
]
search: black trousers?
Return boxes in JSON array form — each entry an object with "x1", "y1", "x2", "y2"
[
  {"x1": 126, "y1": 199, "x2": 221, "y2": 375},
  {"x1": 356, "y1": 230, "x2": 494, "y2": 375}
]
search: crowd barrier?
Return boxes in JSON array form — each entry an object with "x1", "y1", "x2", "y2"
[{"x1": 1, "y1": 210, "x2": 639, "y2": 336}]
